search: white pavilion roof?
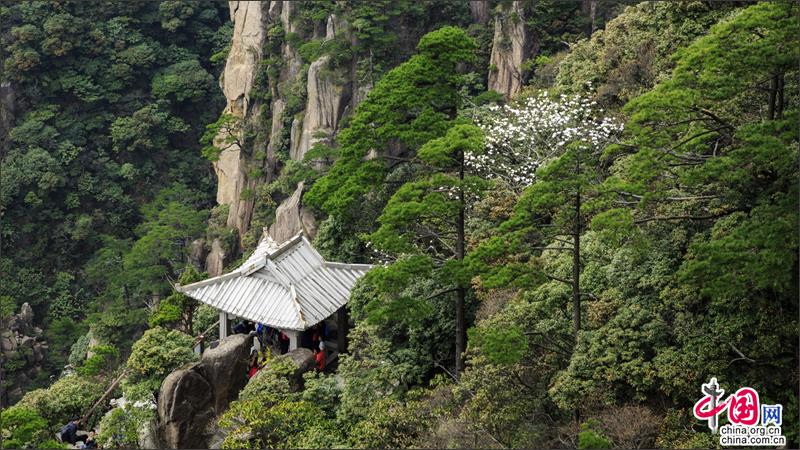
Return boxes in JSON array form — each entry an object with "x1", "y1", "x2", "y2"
[{"x1": 177, "y1": 232, "x2": 372, "y2": 331}]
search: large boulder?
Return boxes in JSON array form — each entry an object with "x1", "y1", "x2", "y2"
[
  {"x1": 204, "y1": 238, "x2": 229, "y2": 277},
  {"x1": 280, "y1": 348, "x2": 315, "y2": 384},
  {"x1": 188, "y1": 238, "x2": 207, "y2": 269},
  {"x1": 200, "y1": 333, "x2": 252, "y2": 414},
  {"x1": 157, "y1": 334, "x2": 253, "y2": 448},
  {"x1": 158, "y1": 364, "x2": 214, "y2": 449}
]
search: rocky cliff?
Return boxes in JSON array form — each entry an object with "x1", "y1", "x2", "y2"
[
  {"x1": 207, "y1": 1, "x2": 358, "y2": 259},
  {"x1": 206, "y1": 1, "x2": 542, "y2": 261},
  {"x1": 0, "y1": 303, "x2": 48, "y2": 406},
  {"x1": 488, "y1": 1, "x2": 532, "y2": 98}
]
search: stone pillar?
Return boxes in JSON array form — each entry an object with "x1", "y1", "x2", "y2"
[
  {"x1": 285, "y1": 330, "x2": 299, "y2": 351},
  {"x1": 337, "y1": 307, "x2": 349, "y2": 354},
  {"x1": 219, "y1": 311, "x2": 230, "y2": 339}
]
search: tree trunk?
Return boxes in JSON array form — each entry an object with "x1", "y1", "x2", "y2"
[
  {"x1": 572, "y1": 190, "x2": 581, "y2": 341},
  {"x1": 456, "y1": 286, "x2": 466, "y2": 376},
  {"x1": 455, "y1": 153, "x2": 467, "y2": 377},
  {"x1": 776, "y1": 71, "x2": 785, "y2": 119},
  {"x1": 186, "y1": 305, "x2": 194, "y2": 335},
  {"x1": 768, "y1": 73, "x2": 778, "y2": 120},
  {"x1": 337, "y1": 306, "x2": 349, "y2": 354},
  {"x1": 590, "y1": 0, "x2": 597, "y2": 34}
]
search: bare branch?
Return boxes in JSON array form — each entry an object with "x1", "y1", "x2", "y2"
[
  {"x1": 531, "y1": 246, "x2": 574, "y2": 252},
  {"x1": 634, "y1": 213, "x2": 726, "y2": 224},
  {"x1": 545, "y1": 273, "x2": 573, "y2": 285},
  {"x1": 426, "y1": 287, "x2": 459, "y2": 300},
  {"x1": 728, "y1": 342, "x2": 756, "y2": 365}
]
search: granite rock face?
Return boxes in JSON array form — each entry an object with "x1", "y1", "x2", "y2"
[
  {"x1": 488, "y1": 1, "x2": 531, "y2": 98},
  {"x1": 204, "y1": 238, "x2": 229, "y2": 277},
  {"x1": 0, "y1": 302, "x2": 49, "y2": 407},
  {"x1": 207, "y1": 1, "x2": 532, "y2": 257},
  {"x1": 291, "y1": 15, "x2": 352, "y2": 162},
  {"x1": 268, "y1": 182, "x2": 317, "y2": 244},
  {"x1": 214, "y1": 1, "x2": 266, "y2": 238},
  {"x1": 157, "y1": 333, "x2": 253, "y2": 448}
]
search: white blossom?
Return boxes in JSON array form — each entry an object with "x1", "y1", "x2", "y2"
[{"x1": 467, "y1": 91, "x2": 623, "y2": 191}]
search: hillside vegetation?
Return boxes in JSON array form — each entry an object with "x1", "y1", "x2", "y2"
[{"x1": 1, "y1": 1, "x2": 797, "y2": 449}]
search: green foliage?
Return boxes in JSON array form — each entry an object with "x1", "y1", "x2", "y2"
[
  {"x1": 123, "y1": 197, "x2": 207, "y2": 296},
  {"x1": 0, "y1": 406, "x2": 64, "y2": 449},
  {"x1": 148, "y1": 299, "x2": 181, "y2": 329},
  {"x1": 369, "y1": 124, "x2": 487, "y2": 261},
  {"x1": 77, "y1": 344, "x2": 119, "y2": 377},
  {"x1": 110, "y1": 103, "x2": 189, "y2": 154},
  {"x1": 149, "y1": 265, "x2": 206, "y2": 333},
  {"x1": 17, "y1": 375, "x2": 105, "y2": 428},
  {"x1": 346, "y1": 396, "x2": 432, "y2": 448},
  {"x1": 1, "y1": 0, "x2": 224, "y2": 396},
  {"x1": 1, "y1": 2, "x2": 798, "y2": 449},
  {"x1": 553, "y1": 1, "x2": 737, "y2": 107},
  {"x1": 0, "y1": 295, "x2": 16, "y2": 319},
  {"x1": 191, "y1": 303, "x2": 220, "y2": 340},
  {"x1": 125, "y1": 327, "x2": 197, "y2": 389},
  {"x1": 68, "y1": 331, "x2": 93, "y2": 367},
  {"x1": 222, "y1": 400, "x2": 325, "y2": 449},
  {"x1": 219, "y1": 357, "x2": 318, "y2": 448},
  {"x1": 96, "y1": 405, "x2": 155, "y2": 449},
  {"x1": 200, "y1": 113, "x2": 247, "y2": 161},
  {"x1": 88, "y1": 305, "x2": 148, "y2": 351},
  {"x1": 152, "y1": 59, "x2": 213, "y2": 103},
  {"x1": 578, "y1": 420, "x2": 612, "y2": 449},
  {"x1": 46, "y1": 317, "x2": 89, "y2": 372},
  {"x1": 306, "y1": 27, "x2": 477, "y2": 247},
  {"x1": 355, "y1": 256, "x2": 434, "y2": 324},
  {"x1": 468, "y1": 325, "x2": 528, "y2": 365}
]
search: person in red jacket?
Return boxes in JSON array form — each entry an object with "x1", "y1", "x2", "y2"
[
  {"x1": 315, "y1": 341, "x2": 326, "y2": 371},
  {"x1": 247, "y1": 351, "x2": 259, "y2": 378}
]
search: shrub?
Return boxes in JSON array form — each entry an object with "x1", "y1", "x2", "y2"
[
  {"x1": 0, "y1": 405, "x2": 64, "y2": 449},
  {"x1": 126, "y1": 327, "x2": 197, "y2": 386},
  {"x1": 0, "y1": 295, "x2": 16, "y2": 319},
  {"x1": 77, "y1": 344, "x2": 119, "y2": 376},
  {"x1": 191, "y1": 304, "x2": 219, "y2": 341},
  {"x1": 220, "y1": 400, "x2": 326, "y2": 449},
  {"x1": 121, "y1": 380, "x2": 158, "y2": 404},
  {"x1": 578, "y1": 419, "x2": 612, "y2": 449},
  {"x1": 68, "y1": 331, "x2": 92, "y2": 367},
  {"x1": 96, "y1": 405, "x2": 156, "y2": 449},
  {"x1": 347, "y1": 397, "x2": 432, "y2": 448},
  {"x1": 17, "y1": 374, "x2": 105, "y2": 428},
  {"x1": 147, "y1": 297, "x2": 182, "y2": 329},
  {"x1": 219, "y1": 357, "x2": 311, "y2": 448}
]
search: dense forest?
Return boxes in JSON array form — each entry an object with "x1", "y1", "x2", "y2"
[{"x1": 0, "y1": 1, "x2": 797, "y2": 449}]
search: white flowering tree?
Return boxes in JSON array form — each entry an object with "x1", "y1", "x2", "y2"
[
  {"x1": 468, "y1": 91, "x2": 622, "y2": 191},
  {"x1": 467, "y1": 91, "x2": 624, "y2": 346}
]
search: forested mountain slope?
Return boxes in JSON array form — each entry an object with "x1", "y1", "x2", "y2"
[{"x1": 1, "y1": 1, "x2": 797, "y2": 449}]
